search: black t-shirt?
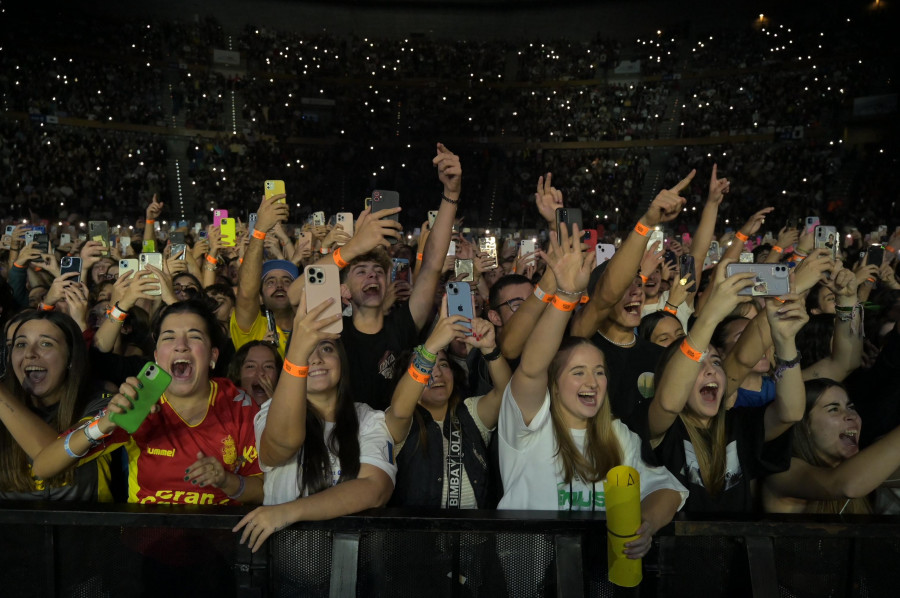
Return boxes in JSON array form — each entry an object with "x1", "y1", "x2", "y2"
[
  {"x1": 589, "y1": 332, "x2": 663, "y2": 422},
  {"x1": 630, "y1": 401, "x2": 792, "y2": 513},
  {"x1": 342, "y1": 303, "x2": 419, "y2": 410}
]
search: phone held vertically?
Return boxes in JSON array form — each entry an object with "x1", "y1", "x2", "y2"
[
  {"x1": 213, "y1": 210, "x2": 228, "y2": 227},
  {"x1": 108, "y1": 362, "x2": 172, "y2": 434},
  {"x1": 89, "y1": 221, "x2": 110, "y2": 255},
  {"x1": 555, "y1": 208, "x2": 583, "y2": 242},
  {"x1": 428, "y1": 210, "x2": 438, "y2": 229},
  {"x1": 679, "y1": 255, "x2": 697, "y2": 293},
  {"x1": 865, "y1": 244, "x2": 885, "y2": 267},
  {"x1": 336, "y1": 212, "x2": 354, "y2": 240},
  {"x1": 520, "y1": 239, "x2": 536, "y2": 264},
  {"x1": 454, "y1": 259, "x2": 474, "y2": 282},
  {"x1": 372, "y1": 190, "x2": 400, "y2": 244},
  {"x1": 596, "y1": 244, "x2": 615, "y2": 266},
  {"x1": 304, "y1": 265, "x2": 343, "y2": 334},
  {"x1": 139, "y1": 253, "x2": 164, "y2": 296},
  {"x1": 726, "y1": 263, "x2": 790, "y2": 297},
  {"x1": 391, "y1": 258, "x2": 411, "y2": 284},
  {"x1": 60, "y1": 256, "x2": 82, "y2": 283},
  {"x1": 264, "y1": 180, "x2": 286, "y2": 202},
  {"x1": 219, "y1": 218, "x2": 236, "y2": 247},
  {"x1": 478, "y1": 237, "x2": 498, "y2": 270},
  {"x1": 119, "y1": 258, "x2": 139, "y2": 277},
  {"x1": 248, "y1": 213, "x2": 258, "y2": 235},
  {"x1": 814, "y1": 225, "x2": 839, "y2": 260},
  {"x1": 446, "y1": 281, "x2": 474, "y2": 335}
]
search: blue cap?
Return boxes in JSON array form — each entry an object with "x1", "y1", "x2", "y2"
[{"x1": 260, "y1": 259, "x2": 299, "y2": 281}]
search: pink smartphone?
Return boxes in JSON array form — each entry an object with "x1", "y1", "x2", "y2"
[{"x1": 213, "y1": 209, "x2": 228, "y2": 227}]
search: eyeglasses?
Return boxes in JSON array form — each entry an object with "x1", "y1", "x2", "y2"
[
  {"x1": 173, "y1": 285, "x2": 200, "y2": 297},
  {"x1": 492, "y1": 297, "x2": 526, "y2": 313}
]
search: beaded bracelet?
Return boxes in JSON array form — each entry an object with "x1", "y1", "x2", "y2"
[{"x1": 441, "y1": 193, "x2": 459, "y2": 205}]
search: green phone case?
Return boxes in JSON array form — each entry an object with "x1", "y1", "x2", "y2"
[{"x1": 108, "y1": 362, "x2": 172, "y2": 434}]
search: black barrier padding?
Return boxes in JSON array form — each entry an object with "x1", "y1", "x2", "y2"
[{"x1": 268, "y1": 528, "x2": 332, "y2": 597}]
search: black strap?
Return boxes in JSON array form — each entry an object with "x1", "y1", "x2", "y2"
[{"x1": 567, "y1": 478, "x2": 597, "y2": 512}]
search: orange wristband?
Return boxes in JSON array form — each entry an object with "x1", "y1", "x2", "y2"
[
  {"x1": 283, "y1": 359, "x2": 309, "y2": 378},
  {"x1": 332, "y1": 247, "x2": 348, "y2": 269},
  {"x1": 634, "y1": 222, "x2": 650, "y2": 237},
  {"x1": 580, "y1": 295, "x2": 589, "y2": 304},
  {"x1": 407, "y1": 365, "x2": 431, "y2": 385},
  {"x1": 772, "y1": 245, "x2": 784, "y2": 253},
  {"x1": 550, "y1": 295, "x2": 578, "y2": 312},
  {"x1": 735, "y1": 231, "x2": 749, "y2": 243},
  {"x1": 252, "y1": 229, "x2": 266, "y2": 240},
  {"x1": 12, "y1": 262, "x2": 26, "y2": 269},
  {"x1": 680, "y1": 338, "x2": 706, "y2": 362},
  {"x1": 416, "y1": 253, "x2": 424, "y2": 261},
  {"x1": 663, "y1": 306, "x2": 678, "y2": 315},
  {"x1": 206, "y1": 255, "x2": 218, "y2": 264},
  {"x1": 887, "y1": 245, "x2": 897, "y2": 254},
  {"x1": 639, "y1": 274, "x2": 649, "y2": 284},
  {"x1": 145, "y1": 219, "x2": 155, "y2": 224}
]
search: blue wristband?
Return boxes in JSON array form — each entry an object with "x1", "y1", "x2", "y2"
[{"x1": 64, "y1": 431, "x2": 88, "y2": 459}]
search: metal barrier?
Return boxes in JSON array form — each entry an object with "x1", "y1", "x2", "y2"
[{"x1": 1, "y1": 502, "x2": 898, "y2": 598}]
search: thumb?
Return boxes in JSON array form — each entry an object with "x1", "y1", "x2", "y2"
[{"x1": 197, "y1": 451, "x2": 206, "y2": 460}]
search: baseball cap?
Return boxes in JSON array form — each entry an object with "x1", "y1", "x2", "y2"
[{"x1": 260, "y1": 259, "x2": 299, "y2": 281}]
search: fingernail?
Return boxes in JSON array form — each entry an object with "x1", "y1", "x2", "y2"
[
  {"x1": 184, "y1": 476, "x2": 189, "y2": 481},
  {"x1": 185, "y1": 468, "x2": 190, "y2": 473},
  {"x1": 191, "y1": 480, "x2": 197, "y2": 485}
]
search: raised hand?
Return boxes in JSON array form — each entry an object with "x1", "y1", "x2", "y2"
[
  {"x1": 535, "y1": 172, "x2": 564, "y2": 225},
  {"x1": 707, "y1": 163, "x2": 730, "y2": 205},
  {"x1": 424, "y1": 300, "x2": 470, "y2": 355},
  {"x1": 792, "y1": 248, "x2": 833, "y2": 294},
  {"x1": 699, "y1": 259, "x2": 756, "y2": 322},
  {"x1": 644, "y1": 170, "x2": 695, "y2": 227},
  {"x1": 145, "y1": 194, "x2": 163, "y2": 221},
  {"x1": 738, "y1": 207, "x2": 775, "y2": 239},
  {"x1": 640, "y1": 241, "x2": 664, "y2": 277},
  {"x1": 433, "y1": 143, "x2": 461, "y2": 196},
  {"x1": 289, "y1": 288, "x2": 343, "y2": 362},
  {"x1": 255, "y1": 194, "x2": 290, "y2": 234},
  {"x1": 463, "y1": 317, "x2": 498, "y2": 351},
  {"x1": 544, "y1": 224, "x2": 593, "y2": 295},
  {"x1": 765, "y1": 293, "x2": 809, "y2": 345},
  {"x1": 45, "y1": 272, "x2": 81, "y2": 307}
]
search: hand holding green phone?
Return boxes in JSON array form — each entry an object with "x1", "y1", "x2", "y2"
[{"x1": 108, "y1": 362, "x2": 172, "y2": 434}]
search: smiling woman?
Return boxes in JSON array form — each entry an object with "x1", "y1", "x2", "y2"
[
  {"x1": 29, "y1": 300, "x2": 264, "y2": 506},
  {"x1": 0, "y1": 310, "x2": 112, "y2": 500}
]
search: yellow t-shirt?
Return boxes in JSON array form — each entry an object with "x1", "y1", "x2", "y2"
[{"x1": 229, "y1": 310, "x2": 290, "y2": 357}]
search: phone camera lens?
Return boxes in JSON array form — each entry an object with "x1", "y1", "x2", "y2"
[{"x1": 308, "y1": 276, "x2": 316, "y2": 283}]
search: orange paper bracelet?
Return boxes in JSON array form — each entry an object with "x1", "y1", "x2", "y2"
[
  {"x1": 407, "y1": 365, "x2": 431, "y2": 385},
  {"x1": 550, "y1": 295, "x2": 578, "y2": 312},
  {"x1": 332, "y1": 247, "x2": 348, "y2": 269},
  {"x1": 283, "y1": 359, "x2": 309, "y2": 378},
  {"x1": 634, "y1": 222, "x2": 650, "y2": 237}
]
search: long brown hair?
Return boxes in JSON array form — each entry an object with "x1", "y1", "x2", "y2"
[
  {"x1": 548, "y1": 337, "x2": 622, "y2": 484},
  {"x1": 793, "y1": 379, "x2": 870, "y2": 514},
  {"x1": 0, "y1": 311, "x2": 90, "y2": 492},
  {"x1": 658, "y1": 341, "x2": 728, "y2": 495}
]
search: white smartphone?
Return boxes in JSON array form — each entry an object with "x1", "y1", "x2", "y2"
[
  {"x1": 139, "y1": 253, "x2": 163, "y2": 296},
  {"x1": 336, "y1": 212, "x2": 354, "y2": 240},
  {"x1": 428, "y1": 210, "x2": 438, "y2": 228},
  {"x1": 596, "y1": 243, "x2": 615, "y2": 266},
  {"x1": 519, "y1": 239, "x2": 536, "y2": 264}
]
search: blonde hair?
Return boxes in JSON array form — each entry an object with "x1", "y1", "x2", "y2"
[{"x1": 547, "y1": 338, "x2": 622, "y2": 484}]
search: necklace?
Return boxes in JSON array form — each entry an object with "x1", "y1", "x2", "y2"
[{"x1": 596, "y1": 329, "x2": 636, "y2": 348}]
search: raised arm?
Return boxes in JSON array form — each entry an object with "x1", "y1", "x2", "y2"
[
  {"x1": 467, "y1": 318, "x2": 512, "y2": 429},
  {"x1": 497, "y1": 263, "x2": 556, "y2": 360},
  {"x1": 512, "y1": 225, "x2": 594, "y2": 425},
  {"x1": 648, "y1": 262, "x2": 755, "y2": 440},
  {"x1": 720, "y1": 207, "x2": 774, "y2": 264},
  {"x1": 571, "y1": 170, "x2": 694, "y2": 337},
  {"x1": 762, "y1": 294, "x2": 808, "y2": 441},
  {"x1": 385, "y1": 305, "x2": 469, "y2": 443},
  {"x1": 143, "y1": 194, "x2": 163, "y2": 247},
  {"x1": 688, "y1": 164, "x2": 729, "y2": 265},
  {"x1": 764, "y1": 227, "x2": 799, "y2": 264},
  {"x1": 94, "y1": 270, "x2": 158, "y2": 353},
  {"x1": 803, "y1": 268, "x2": 863, "y2": 381},
  {"x1": 408, "y1": 143, "x2": 461, "y2": 330},
  {"x1": 258, "y1": 294, "x2": 342, "y2": 467},
  {"x1": 234, "y1": 194, "x2": 289, "y2": 331}
]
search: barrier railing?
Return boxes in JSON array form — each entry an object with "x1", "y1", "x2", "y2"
[{"x1": 1, "y1": 502, "x2": 898, "y2": 597}]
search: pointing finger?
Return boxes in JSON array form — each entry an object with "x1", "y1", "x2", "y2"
[{"x1": 669, "y1": 169, "x2": 696, "y2": 194}]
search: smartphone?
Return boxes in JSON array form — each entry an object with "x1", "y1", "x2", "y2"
[
  {"x1": 520, "y1": 239, "x2": 536, "y2": 264},
  {"x1": 31, "y1": 225, "x2": 46, "y2": 234},
  {"x1": 866, "y1": 245, "x2": 885, "y2": 267},
  {"x1": 171, "y1": 243, "x2": 187, "y2": 260},
  {"x1": 704, "y1": 240, "x2": 720, "y2": 268},
  {"x1": 24, "y1": 230, "x2": 36, "y2": 246},
  {"x1": 555, "y1": 208, "x2": 583, "y2": 242},
  {"x1": 142, "y1": 239, "x2": 156, "y2": 253},
  {"x1": 59, "y1": 233, "x2": 72, "y2": 247},
  {"x1": 304, "y1": 265, "x2": 343, "y2": 334},
  {"x1": 311, "y1": 211, "x2": 325, "y2": 227},
  {"x1": 726, "y1": 263, "x2": 790, "y2": 296},
  {"x1": 108, "y1": 362, "x2": 172, "y2": 434},
  {"x1": 446, "y1": 281, "x2": 474, "y2": 335},
  {"x1": 336, "y1": 212, "x2": 354, "y2": 240},
  {"x1": 804, "y1": 216, "x2": 821, "y2": 235},
  {"x1": 33, "y1": 233, "x2": 50, "y2": 254},
  {"x1": 119, "y1": 258, "x2": 138, "y2": 277},
  {"x1": 596, "y1": 243, "x2": 615, "y2": 266},
  {"x1": 681, "y1": 232, "x2": 692, "y2": 246},
  {"x1": 168, "y1": 231, "x2": 184, "y2": 245},
  {"x1": 663, "y1": 250, "x2": 677, "y2": 267},
  {"x1": 248, "y1": 212, "x2": 258, "y2": 235},
  {"x1": 679, "y1": 255, "x2": 697, "y2": 293},
  {"x1": 220, "y1": 218, "x2": 236, "y2": 247},
  {"x1": 213, "y1": 209, "x2": 228, "y2": 227},
  {"x1": 264, "y1": 180, "x2": 286, "y2": 202},
  {"x1": 372, "y1": 190, "x2": 400, "y2": 244},
  {"x1": 647, "y1": 229, "x2": 664, "y2": 252},
  {"x1": 265, "y1": 309, "x2": 277, "y2": 334},
  {"x1": 739, "y1": 252, "x2": 755, "y2": 263},
  {"x1": 4, "y1": 225, "x2": 14, "y2": 236},
  {"x1": 391, "y1": 258, "x2": 411, "y2": 284},
  {"x1": 428, "y1": 210, "x2": 438, "y2": 228},
  {"x1": 814, "y1": 225, "x2": 839, "y2": 260},
  {"x1": 120, "y1": 236, "x2": 131, "y2": 252},
  {"x1": 454, "y1": 258, "x2": 474, "y2": 282},
  {"x1": 478, "y1": 237, "x2": 498, "y2": 270},
  {"x1": 60, "y1": 256, "x2": 82, "y2": 283},
  {"x1": 447, "y1": 240, "x2": 457, "y2": 256},
  {"x1": 582, "y1": 229, "x2": 598, "y2": 254},
  {"x1": 89, "y1": 221, "x2": 110, "y2": 255},
  {"x1": 139, "y1": 252, "x2": 164, "y2": 296},
  {"x1": 198, "y1": 230, "x2": 208, "y2": 240}
]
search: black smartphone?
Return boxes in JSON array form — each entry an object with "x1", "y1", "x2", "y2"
[
  {"x1": 60, "y1": 256, "x2": 83, "y2": 283},
  {"x1": 371, "y1": 190, "x2": 400, "y2": 245},
  {"x1": 170, "y1": 231, "x2": 185, "y2": 245},
  {"x1": 555, "y1": 208, "x2": 583, "y2": 242},
  {"x1": 866, "y1": 245, "x2": 885, "y2": 267},
  {"x1": 33, "y1": 233, "x2": 50, "y2": 254},
  {"x1": 679, "y1": 255, "x2": 697, "y2": 293}
]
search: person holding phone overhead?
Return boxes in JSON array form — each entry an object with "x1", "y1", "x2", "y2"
[
  {"x1": 231, "y1": 192, "x2": 294, "y2": 357},
  {"x1": 307, "y1": 143, "x2": 461, "y2": 410},
  {"x1": 0, "y1": 311, "x2": 113, "y2": 501},
  {"x1": 31, "y1": 300, "x2": 263, "y2": 506}
]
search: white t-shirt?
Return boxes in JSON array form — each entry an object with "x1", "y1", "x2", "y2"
[
  {"x1": 642, "y1": 289, "x2": 693, "y2": 331},
  {"x1": 255, "y1": 400, "x2": 398, "y2": 506},
  {"x1": 393, "y1": 396, "x2": 493, "y2": 509},
  {"x1": 497, "y1": 383, "x2": 688, "y2": 511}
]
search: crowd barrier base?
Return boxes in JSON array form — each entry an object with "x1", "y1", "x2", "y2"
[{"x1": 1, "y1": 503, "x2": 898, "y2": 598}]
